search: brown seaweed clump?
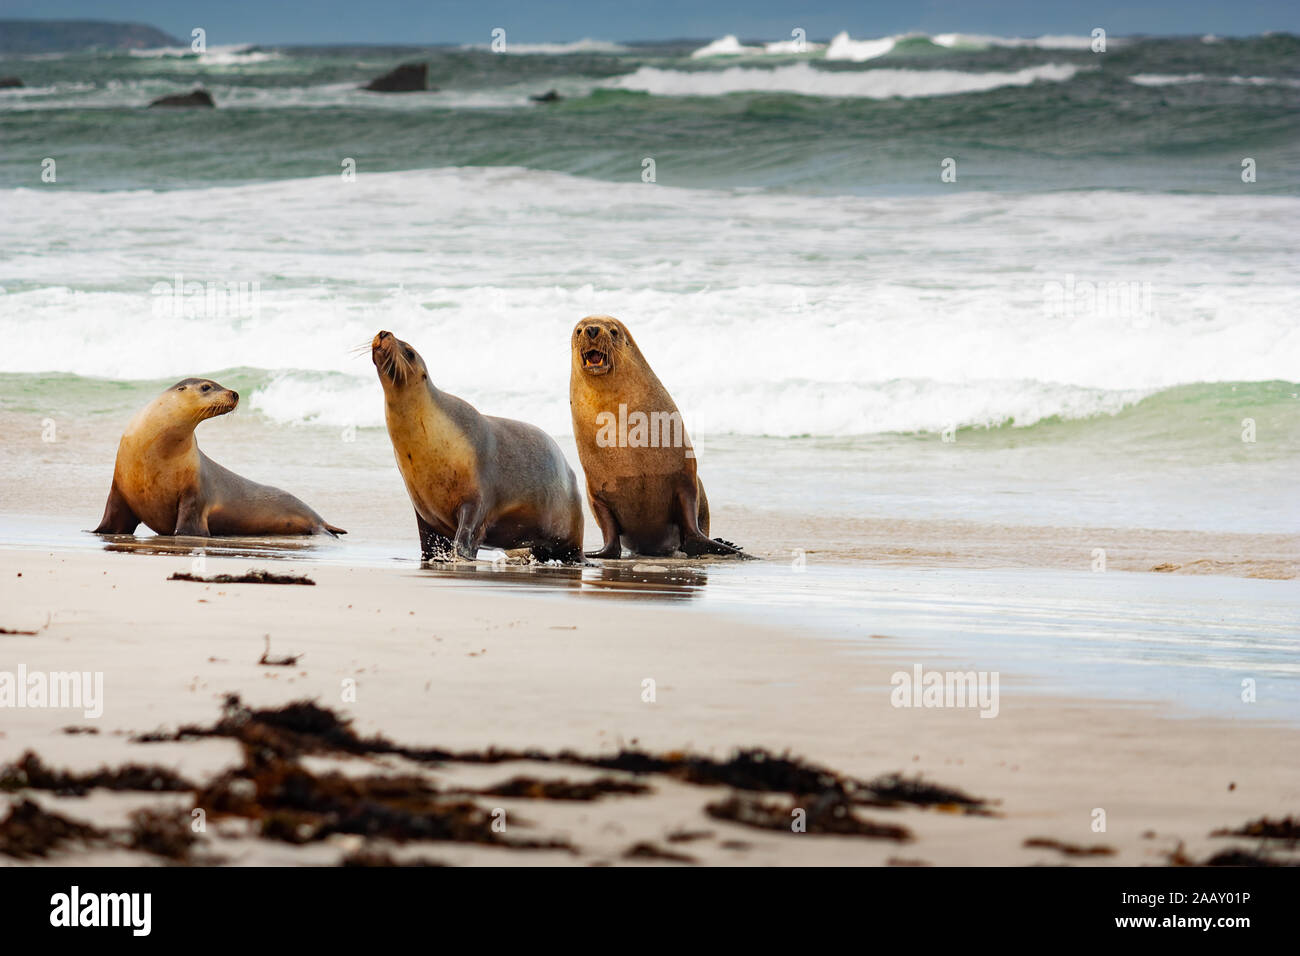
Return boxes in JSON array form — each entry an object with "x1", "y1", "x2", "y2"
[
  {"x1": 0, "y1": 799, "x2": 106, "y2": 859},
  {"x1": 1210, "y1": 816, "x2": 1300, "y2": 842},
  {"x1": 194, "y1": 750, "x2": 572, "y2": 853},
  {"x1": 1023, "y1": 837, "x2": 1116, "y2": 857},
  {"x1": 0, "y1": 751, "x2": 195, "y2": 796},
  {"x1": 706, "y1": 792, "x2": 912, "y2": 841},
  {"x1": 168, "y1": 570, "x2": 315, "y2": 585},
  {"x1": 476, "y1": 776, "x2": 650, "y2": 801}
]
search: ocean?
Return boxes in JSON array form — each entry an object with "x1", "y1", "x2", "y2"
[{"x1": 1, "y1": 31, "x2": 1298, "y2": 718}]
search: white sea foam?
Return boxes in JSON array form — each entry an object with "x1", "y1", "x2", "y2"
[
  {"x1": 461, "y1": 38, "x2": 628, "y2": 54},
  {"x1": 824, "y1": 32, "x2": 900, "y2": 62},
  {"x1": 4, "y1": 168, "x2": 1297, "y2": 436},
  {"x1": 689, "y1": 31, "x2": 1100, "y2": 60},
  {"x1": 763, "y1": 38, "x2": 826, "y2": 55},
  {"x1": 690, "y1": 34, "x2": 827, "y2": 57},
  {"x1": 1128, "y1": 73, "x2": 1300, "y2": 87},
  {"x1": 127, "y1": 43, "x2": 281, "y2": 65},
  {"x1": 931, "y1": 33, "x2": 1099, "y2": 50},
  {"x1": 690, "y1": 35, "x2": 764, "y2": 58},
  {"x1": 608, "y1": 61, "x2": 1080, "y2": 98}
]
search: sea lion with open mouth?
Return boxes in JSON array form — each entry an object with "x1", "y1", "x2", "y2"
[
  {"x1": 93, "y1": 378, "x2": 345, "y2": 537},
  {"x1": 569, "y1": 315, "x2": 747, "y2": 559},
  {"x1": 372, "y1": 331, "x2": 584, "y2": 563}
]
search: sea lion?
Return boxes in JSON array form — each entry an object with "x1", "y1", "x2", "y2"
[
  {"x1": 568, "y1": 315, "x2": 746, "y2": 558},
  {"x1": 92, "y1": 378, "x2": 345, "y2": 537},
  {"x1": 372, "y1": 331, "x2": 584, "y2": 563}
]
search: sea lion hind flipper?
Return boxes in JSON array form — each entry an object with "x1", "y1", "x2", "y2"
[
  {"x1": 322, "y1": 522, "x2": 347, "y2": 536},
  {"x1": 682, "y1": 533, "x2": 752, "y2": 558},
  {"x1": 415, "y1": 510, "x2": 454, "y2": 562},
  {"x1": 531, "y1": 540, "x2": 584, "y2": 565},
  {"x1": 92, "y1": 481, "x2": 140, "y2": 535},
  {"x1": 674, "y1": 482, "x2": 752, "y2": 559}
]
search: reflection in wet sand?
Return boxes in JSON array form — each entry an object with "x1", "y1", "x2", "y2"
[
  {"x1": 97, "y1": 532, "x2": 337, "y2": 562},
  {"x1": 415, "y1": 561, "x2": 584, "y2": 592},
  {"x1": 582, "y1": 561, "x2": 710, "y2": 601},
  {"x1": 413, "y1": 557, "x2": 713, "y2": 602}
]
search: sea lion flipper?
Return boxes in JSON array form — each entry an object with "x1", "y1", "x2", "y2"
[
  {"x1": 682, "y1": 533, "x2": 750, "y2": 557},
  {"x1": 676, "y1": 481, "x2": 751, "y2": 558},
  {"x1": 92, "y1": 481, "x2": 140, "y2": 535},
  {"x1": 173, "y1": 494, "x2": 210, "y2": 536},
  {"x1": 415, "y1": 510, "x2": 454, "y2": 562},
  {"x1": 585, "y1": 493, "x2": 622, "y2": 559},
  {"x1": 452, "y1": 500, "x2": 487, "y2": 561}
]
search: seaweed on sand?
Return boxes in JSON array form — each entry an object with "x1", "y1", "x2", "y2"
[
  {"x1": 0, "y1": 751, "x2": 195, "y2": 796},
  {"x1": 706, "y1": 792, "x2": 913, "y2": 841}
]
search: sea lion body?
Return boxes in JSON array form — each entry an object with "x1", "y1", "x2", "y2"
[
  {"x1": 372, "y1": 331, "x2": 584, "y2": 563},
  {"x1": 93, "y1": 378, "x2": 344, "y2": 537},
  {"x1": 568, "y1": 315, "x2": 745, "y2": 558}
]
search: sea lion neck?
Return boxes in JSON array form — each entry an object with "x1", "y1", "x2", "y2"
[{"x1": 126, "y1": 397, "x2": 203, "y2": 453}]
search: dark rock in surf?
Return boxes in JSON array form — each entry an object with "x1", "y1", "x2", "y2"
[
  {"x1": 148, "y1": 88, "x2": 214, "y2": 108},
  {"x1": 363, "y1": 62, "x2": 429, "y2": 93},
  {"x1": 0, "y1": 76, "x2": 23, "y2": 89},
  {"x1": 530, "y1": 89, "x2": 562, "y2": 103}
]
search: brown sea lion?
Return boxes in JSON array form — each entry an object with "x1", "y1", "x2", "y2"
[
  {"x1": 372, "y1": 331, "x2": 584, "y2": 563},
  {"x1": 568, "y1": 315, "x2": 747, "y2": 559},
  {"x1": 92, "y1": 378, "x2": 345, "y2": 537}
]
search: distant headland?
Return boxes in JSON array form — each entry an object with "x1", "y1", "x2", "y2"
[{"x1": 0, "y1": 19, "x2": 181, "y2": 53}]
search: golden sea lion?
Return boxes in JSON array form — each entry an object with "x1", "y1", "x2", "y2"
[
  {"x1": 568, "y1": 315, "x2": 746, "y2": 558},
  {"x1": 372, "y1": 331, "x2": 584, "y2": 563},
  {"x1": 92, "y1": 378, "x2": 345, "y2": 537}
]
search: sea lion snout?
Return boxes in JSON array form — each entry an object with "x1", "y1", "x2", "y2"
[
  {"x1": 573, "y1": 316, "x2": 620, "y2": 376},
  {"x1": 172, "y1": 378, "x2": 239, "y2": 418},
  {"x1": 371, "y1": 330, "x2": 422, "y2": 386},
  {"x1": 371, "y1": 330, "x2": 394, "y2": 364}
]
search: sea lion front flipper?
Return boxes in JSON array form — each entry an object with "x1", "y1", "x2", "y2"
[
  {"x1": 92, "y1": 481, "x2": 140, "y2": 535},
  {"x1": 452, "y1": 499, "x2": 487, "y2": 561},
  {"x1": 415, "y1": 510, "x2": 454, "y2": 562},
  {"x1": 173, "y1": 494, "x2": 210, "y2": 536},
  {"x1": 585, "y1": 493, "x2": 622, "y2": 559}
]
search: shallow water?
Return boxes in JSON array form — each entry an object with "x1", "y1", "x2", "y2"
[{"x1": 3, "y1": 512, "x2": 1296, "y2": 724}]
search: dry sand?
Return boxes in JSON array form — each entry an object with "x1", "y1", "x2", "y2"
[{"x1": 2, "y1": 547, "x2": 1296, "y2": 867}]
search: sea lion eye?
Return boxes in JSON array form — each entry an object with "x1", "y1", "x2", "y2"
[
  {"x1": 201, "y1": 384, "x2": 211, "y2": 392},
  {"x1": 404, "y1": 349, "x2": 414, "y2": 360},
  {"x1": 610, "y1": 329, "x2": 618, "y2": 338}
]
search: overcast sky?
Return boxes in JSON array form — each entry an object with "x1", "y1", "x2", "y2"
[{"x1": 2, "y1": 0, "x2": 1295, "y2": 45}]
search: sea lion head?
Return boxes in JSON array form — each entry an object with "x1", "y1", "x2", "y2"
[
  {"x1": 572, "y1": 315, "x2": 635, "y2": 381},
  {"x1": 371, "y1": 330, "x2": 429, "y2": 390},
  {"x1": 167, "y1": 377, "x2": 239, "y2": 424}
]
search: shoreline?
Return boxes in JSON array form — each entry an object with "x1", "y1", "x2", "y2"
[
  {"x1": 3, "y1": 547, "x2": 1298, "y2": 866},
  {"x1": 2, "y1": 507, "x2": 1296, "y2": 580}
]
